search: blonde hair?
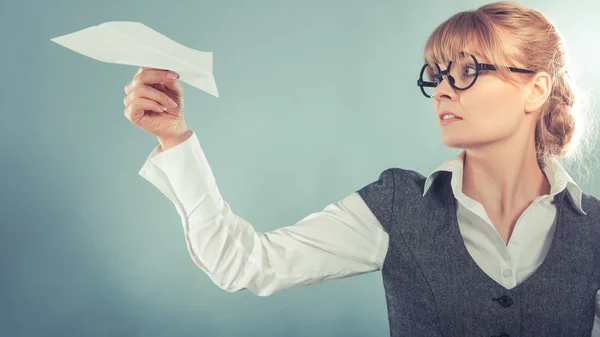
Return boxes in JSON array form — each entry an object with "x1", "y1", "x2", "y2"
[{"x1": 423, "y1": 1, "x2": 598, "y2": 183}]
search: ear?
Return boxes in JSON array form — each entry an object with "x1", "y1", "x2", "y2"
[{"x1": 524, "y1": 71, "x2": 551, "y2": 113}]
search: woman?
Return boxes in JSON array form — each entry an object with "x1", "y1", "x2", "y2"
[{"x1": 123, "y1": 1, "x2": 600, "y2": 335}]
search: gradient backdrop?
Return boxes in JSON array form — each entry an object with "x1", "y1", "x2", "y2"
[{"x1": 1, "y1": 0, "x2": 599, "y2": 336}]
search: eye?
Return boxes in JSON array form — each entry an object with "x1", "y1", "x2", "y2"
[
  {"x1": 461, "y1": 64, "x2": 477, "y2": 77},
  {"x1": 425, "y1": 66, "x2": 440, "y2": 83}
]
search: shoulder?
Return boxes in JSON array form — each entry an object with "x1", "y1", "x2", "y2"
[
  {"x1": 355, "y1": 167, "x2": 427, "y2": 201},
  {"x1": 581, "y1": 191, "x2": 600, "y2": 217},
  {"x1": 354, "y1": 168, "x2": 432, "y2": 233},
  {"x1": 356, "y1": 167, "x2": 424, "y2": 189}
]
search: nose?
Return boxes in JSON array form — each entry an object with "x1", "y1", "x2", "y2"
[{"x1": 433, "y1": 73, "x2": 456, "y2": 101}]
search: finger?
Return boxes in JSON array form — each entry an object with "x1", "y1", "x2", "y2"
[
  {"x1": 124, "y1": 96, "x2": 169, "y2": 121},
  {"x1": 133, "y1": 69, "x2": 179, "y2": 87},
  {"x1": 161, "y1": 77, "x2": 183, "y2": 95},
  {"x1": 137, "y1": 66, "x2": 166, "y2": 74},
  {"x1": 135, "y1": 66, "x2": 152, "y2": 76},
  {"x1": 125, "y1": 69, "x2": 179, "y2": 95},
  {"x1": 152, "y1": 82, "x2": 166, "y2": 93},
  {"x1": 126, "y1": 70, "x2": 167, "y2": 94},
  {"x1": 124, "y1": 84, "x2": 178, "y2": 110}
]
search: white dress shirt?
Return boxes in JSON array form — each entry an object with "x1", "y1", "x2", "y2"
[{"x1": 138, "y1": 130, "x2": 600, "y2": 335}]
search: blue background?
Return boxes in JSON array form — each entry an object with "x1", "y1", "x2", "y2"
[{"x1": 1, "y1": 0, "x2": 599, "y2": 336}]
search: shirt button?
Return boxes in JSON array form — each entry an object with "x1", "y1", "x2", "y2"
[{"x1": 503, "y1": 269, "x2": 512, "y2": 277}]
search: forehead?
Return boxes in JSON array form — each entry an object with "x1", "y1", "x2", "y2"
[{"x1": 428, "y1": 51, "x2": 490, "y2": 66}]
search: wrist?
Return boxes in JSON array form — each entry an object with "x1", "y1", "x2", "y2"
[{"x1": 157, "y1": 129, "x2": 192, "y2": 151}]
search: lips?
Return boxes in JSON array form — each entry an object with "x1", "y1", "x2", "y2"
[{"x1": 438, "y1": 111, "x2": 462, "y2": 120}]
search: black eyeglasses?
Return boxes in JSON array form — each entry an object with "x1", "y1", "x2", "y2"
[{"x1": 417, "y1": 52, "x2": 536, "y2": 98}]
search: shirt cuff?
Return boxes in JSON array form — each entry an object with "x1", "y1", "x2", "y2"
[{"x1": 138, "y1": 130, "x2": 217, "y2": 218}]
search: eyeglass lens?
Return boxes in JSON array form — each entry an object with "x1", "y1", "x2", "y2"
[{"x1": 421, "y1": 53, "x2": 478, "y2": 97}]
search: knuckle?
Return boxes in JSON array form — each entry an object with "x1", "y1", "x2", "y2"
[
  {"x1": 132, "y1": 73, "x2": 144, "y2": 86},
  {"x1": 138, "y1": 71, "x2": 149, "y2": 83},
  {"x1": 129, "y1": 90, "x2": 141, "y2": 100},
  {"x1": 129, "y1": 80, "x2": 138, "y2": 92},
  {"x1": 126, "y1": 101, "x2": 138, "y2": 114}
]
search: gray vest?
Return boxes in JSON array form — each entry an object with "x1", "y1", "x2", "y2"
[{"x1": 356, "y1": 168, "x2": 600, "y2": 337}]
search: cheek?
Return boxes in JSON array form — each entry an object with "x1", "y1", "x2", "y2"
[{"x1": 459, "y1": 81, "x2": 523, "y2": 128}]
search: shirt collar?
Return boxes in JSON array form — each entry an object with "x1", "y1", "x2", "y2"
[{"x1": 422, "y1": 150, "x2": 586, "y2": 215}]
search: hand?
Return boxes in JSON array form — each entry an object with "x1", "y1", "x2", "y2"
[{"x1": 123, "y1": 67, "x2": 188, "y2": 141}]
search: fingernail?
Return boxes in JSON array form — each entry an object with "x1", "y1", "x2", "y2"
[{"x1": 167, "y1": 72, "x2": 178, "y2": 79}]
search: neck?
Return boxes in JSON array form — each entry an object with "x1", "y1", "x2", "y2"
[{"x1": 460, "y1": 135, "x2": 551, "y2": 218}]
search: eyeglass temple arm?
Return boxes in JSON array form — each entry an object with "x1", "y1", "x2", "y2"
[
  {"x1": 479, "y1": 63, "x2": 535, "y2": 73},
  {"x1": 417, "y1": 79, "x2": 438, "y2": 87}
]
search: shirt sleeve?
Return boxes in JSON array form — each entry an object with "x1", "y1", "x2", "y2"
[
  {"x1": 592, "y1": 289, "x2": 600, "y2": 336},
  {"x1": 137, "y1": 130, "x2": 389, "y2": 297}
]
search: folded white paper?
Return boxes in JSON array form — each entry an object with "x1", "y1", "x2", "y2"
[{"x1": 50, "y1": 21, "x2": 219, "y2": 97}]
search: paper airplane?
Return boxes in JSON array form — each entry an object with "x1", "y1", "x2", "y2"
[{"x1": 50, "y1": 21, "x2": 219, "y2": 97}]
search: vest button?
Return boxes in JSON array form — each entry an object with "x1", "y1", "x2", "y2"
[{"x1": 492, "y1": 295, "x2": 513, "y2": 307}]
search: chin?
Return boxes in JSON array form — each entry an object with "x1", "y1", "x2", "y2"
[{"x1": 440, "y1": 135, "x2": 469, "y2": 149}]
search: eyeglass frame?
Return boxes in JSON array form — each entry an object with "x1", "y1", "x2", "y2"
[{"x1": 417, "y1": 52, "x2": 536, "y2": 98}]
